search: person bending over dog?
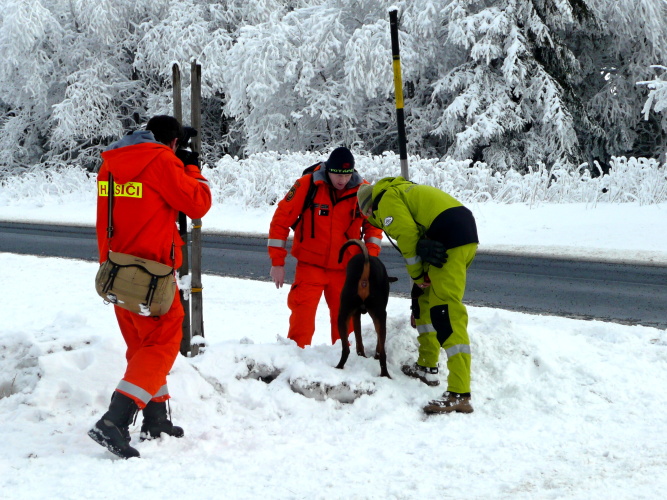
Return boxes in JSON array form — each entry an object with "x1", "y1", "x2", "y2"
[
  {"x1": 357, "y1": 177, "x2": 478, "y2": 414},
  {"x1": 268, "y1": 147, "x2": 383, "y2": 347}
]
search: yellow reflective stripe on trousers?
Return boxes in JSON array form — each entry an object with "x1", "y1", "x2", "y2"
[
  {"x1": 446, "y1": 344, "x2": 471, "y2": 357},
  {"x1": 417, "y1": 323, "x2": 471, "y2": 358},
  {"x1": 267, "y1": 238, "x2": 287, "y2": 248},
  {"x1": 417, "y1": 323, "x2": 435, "y2": 334}
]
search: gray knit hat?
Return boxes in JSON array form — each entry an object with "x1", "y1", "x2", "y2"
[{"x1": 357, "y1": 183, "x2": 374, "y2": 216}]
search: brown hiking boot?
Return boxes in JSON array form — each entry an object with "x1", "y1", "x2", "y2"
[
  {"x1": 401, "y1": 363, "x2": 440, "y2": 386},
  {"x1": 423, "y1": 392, "x2": 473, "y2": 414}
]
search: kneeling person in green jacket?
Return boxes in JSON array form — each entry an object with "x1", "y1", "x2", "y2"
[{"x1": 357, "y1": 177, "x2": 478, "y2": 414}]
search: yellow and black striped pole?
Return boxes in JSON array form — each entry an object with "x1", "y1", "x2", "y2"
[{"x1": 389, "y1": 8, "x2": 409, "y2": 180}]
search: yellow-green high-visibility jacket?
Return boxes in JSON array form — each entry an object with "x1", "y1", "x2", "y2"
[{"x1": 366, "y1": 177, "x2": 478, "y2": 283}]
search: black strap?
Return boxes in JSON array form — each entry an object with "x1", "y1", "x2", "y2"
[
  {"x1": 373, "y1": 189, "x2": 426, "y2": 262},
  {"x1": 146, "y1": 275, "x2": 159, "y2": 306},
  {"x1": 335, "y1": 192, "x2": 357, "y2": 204},
  {"x1": 106, "y1": 175, "x2": 114, "y2": 240},
  {"x1": 383, "y1": 230, "x2": 402, "y2": 256},
  {"x1": 290, "y1": 173, "x2": 319, "y2": 240},
  {"x1": 372, "y1": 189, "x2": 386, "y2": 212},
  {"x1": 308, "y1": 202, "x2": 316, "y2": 240},
  {"x1": 102, "y1": 263, "x2": 120, "y2": 293}
]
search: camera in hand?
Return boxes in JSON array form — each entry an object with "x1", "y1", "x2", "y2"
[
  {"x1": 176, "y1": 126, "x2": 200, "y2": 168},
  {"x1": 178, "y1": 126, "x2": 198, "y2": 150}
]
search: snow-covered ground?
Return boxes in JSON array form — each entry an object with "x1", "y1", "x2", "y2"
[
  {"x1": 1, "y1": 156, "x2": 666, "y2": 499},
  {"x1": 2, "y1": 252, "x2": 666, "y2": 500}
]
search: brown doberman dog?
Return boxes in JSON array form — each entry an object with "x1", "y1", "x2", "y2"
[{"x1": 335, "y1": 239, "x2": 397, "y2": 378}]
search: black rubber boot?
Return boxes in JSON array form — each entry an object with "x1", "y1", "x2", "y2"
[
  {"x1": 88, "y1": 392, "x2": 140, "y2": 459},
  {"x1": 107, "y1": 392, "x2": 131, "y2": 442},
  {"x1": 140, "y1": 400, "x2": 185, "y2": 441}
]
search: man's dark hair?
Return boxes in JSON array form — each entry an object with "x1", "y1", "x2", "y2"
[{"x1": 146, "y1": 115, "x2": 183, "y2": 146}]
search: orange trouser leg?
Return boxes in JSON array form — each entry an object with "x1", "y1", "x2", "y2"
[
  {"x1": 322, "y1": 268, "x2": 351, "y2": 344},
  {"x1": 114, "y1": 291, "x2": 184, "y2": 408},
  {"x1": 287, "y1": 262, "x2": 326, "y2": 347}
]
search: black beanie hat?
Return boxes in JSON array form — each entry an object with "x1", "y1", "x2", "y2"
[
  {"x1": 326, "y1": 147, "x2": 355, "y2": 174},
  {"x1": 146, "y1": 115, "x2": 183, "y2": 146}
]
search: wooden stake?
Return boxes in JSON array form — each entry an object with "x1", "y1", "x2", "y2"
[
  {"x1": 174, "y1": 63, "x2": 193, "y2": 357},
  {"x1": 190, "y1": 60, "x2": 204, "y2": 354}
]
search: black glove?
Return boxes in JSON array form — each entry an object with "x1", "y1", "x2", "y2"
[
  {"x1": 410, "y1": 283, "x2": 424, "y2": 328},
  {"x1": 410, "y1": 283, "x2": 424, "y2": 317},
  {"x1": 416, "y1": 239, "x2": 448, "y2": 268},
  {"x1": 175, "y1": 149, "x2": 200, "y2": 169}
]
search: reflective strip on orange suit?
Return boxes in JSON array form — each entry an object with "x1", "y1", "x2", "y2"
[{"x1": 114, "y1": 288, "x2": 184, "y2": 408}]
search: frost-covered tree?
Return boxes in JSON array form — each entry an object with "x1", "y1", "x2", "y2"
[
  {"x1": 639, "y1": 65, "x2": 667, "y2": 163},
  {"x1": 398, "y1": 0, "x2": 667, "y2": 169},
  {"x1": 582, "y1": 0, "x2": 667, "y2": 166},
  {"x1": 1, "y1": 0, "x2": 666, "y2": 173},
  {"x1": 0, "y1": 0, "x2": 63, "y2": 168},
  {"x1": 406, "y1": 0, "x2": 601, "y2": 170},
  {"x1": 132, "y1": 0, "x2": 311, "y2": 158},
  {"x1": 0, "y1": 0, "x2": 248, "y2": 170},
  {"x1": 0, "y1": 0, "x2": 174, "y2": 170},
  {"x1": 221, "y1": 0, "x2": 600, "y2": 168},
  {"x1": 223, "y1": 0, "x2": 399, "y2": 154}
]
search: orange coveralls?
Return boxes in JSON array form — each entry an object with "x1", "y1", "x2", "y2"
[
  {"x1": 96, "y1": 134, "x2": 211, "y2": 408},
  {"x1": 268, "y1": 165, "x2": 383, "y2": 347}
]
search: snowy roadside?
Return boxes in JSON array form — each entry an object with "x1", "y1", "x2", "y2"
[{"x1": 2, "y1": 200, "x2": 666, "y2": 266}]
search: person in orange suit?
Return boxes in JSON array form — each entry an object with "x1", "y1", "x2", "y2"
[
  {"x1": 89, "y1": 115, "x2": 212, "y2": 459},
  {"x1": 268, "y1": 147, "x2": 383, "y2": 347}
]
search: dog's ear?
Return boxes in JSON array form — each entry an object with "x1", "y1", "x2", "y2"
[{"x1": 388, "y1": 276, "x2": 398, "y2": 283}]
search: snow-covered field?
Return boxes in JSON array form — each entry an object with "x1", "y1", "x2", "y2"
[
  {"x1": 1, "y1": 153, "x2": 666, "y2": 498},
  {"x1": 2, "y1": 253, "x2": 666, "y2": 499}
]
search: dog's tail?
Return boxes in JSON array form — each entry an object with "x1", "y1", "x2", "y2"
[
  {"x1": 338, "y1": 239, "x2": 369, "y2": 264},
  {"x1": 339, "y1": 239, "x2": 371, "y2": 301}
]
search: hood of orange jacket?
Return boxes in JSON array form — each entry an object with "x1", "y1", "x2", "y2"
[{"x1": 103, "y1": 131, "x2": 168, "y2": 184}]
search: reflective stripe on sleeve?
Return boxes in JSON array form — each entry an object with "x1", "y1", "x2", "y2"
[
  {"x1": 366, "y1": 236, "x2": 382, "y2": 246},
  {"x1": 405, "y1": 255, "x2": 421, "y2": 265},
  {"x1": 267, "y1": 239, "x2": 287, "y2": 248}
]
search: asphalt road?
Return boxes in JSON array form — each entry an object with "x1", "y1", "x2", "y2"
[{"x1": 1, "y1": 221, "x2": 666, "y2": 329}]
